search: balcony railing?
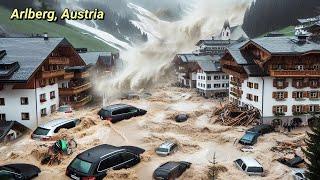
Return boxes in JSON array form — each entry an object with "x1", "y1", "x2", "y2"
[
  {"x1": 74, "y1": 71, "x2": 90, "y2": 79},
  {"x1": 72, "y1": 95, "x2": 92, "y2": 108},
  {"x1": 48, "y1": 57, "x2": 70, "y2": 65},
  {"x1": 59, "y1": 82, "x2": 92, "y2": 96},
  {"x1": 270, "y1": 70, "x2": 320, "y2": 77},
  {"x1": 41, "y1": 69, "x2": 65, "y2": 79},
  {"x1": 64, "y1": 72, "x2": 74, "y2": 79}
]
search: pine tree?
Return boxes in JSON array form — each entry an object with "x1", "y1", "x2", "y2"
[{"x1": 303, "y1": 117, "x2": 320, "y2": 180}]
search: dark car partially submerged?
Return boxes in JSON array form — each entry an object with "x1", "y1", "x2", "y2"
[
  {"x1": 247, "y1": 124, "x2": 274, "y2": 135},
  {"x1": 153, "y1": 161, "x2": 191, "y2": 180},
  {"x1": 66, "y1": 144, "x2": 145, "y2": 180},
  {"x1": 0, "y1": 164, "x2": 41, "y2": 179},
  {"x1": 98, "y1": 104, "x2": 147, "y2": 123},
  {"x1": 239, "y1": 131, "x2": 259, "y2": 145}
]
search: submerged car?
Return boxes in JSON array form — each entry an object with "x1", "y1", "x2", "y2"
[
  {"x1": 234, "y1": 157, "x2": 264, "y2": 176},
  {"x1": 153, "y1": 161, "x2": 191, "y2": 180},
  {"x1": 292, "y1": 168, "x2": 307, "y2": 180},
  {"x1": 0, "y1": 163, "x2": 41, "y2": 179},
  {"x1": 57, "y1": 105, "x2": 73, "y2": 114},
  {"x1": 239, "y1": 131, "x2": 259, "y2": 145},
  {"x1": 31, "y1": 118, "x2": 81, "y2": 141},
  {"x1": 98, "y1": 104, "x2": 147, "y2": 123},
  {"x1": 66, "y1": 144, "x2": 145, "y2": 180},
  {"x1": 155, "y1": 141, "x2": 178, "y2": 156},
  {"x1": 247, "y1": 124, "x2": 274, "y2": 135}
]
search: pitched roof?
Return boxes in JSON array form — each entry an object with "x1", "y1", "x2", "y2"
[
  {"x1": 176, "y1": 54, "x2": 214, "y2": 63},
  {"x1": 227, "y1": 40, "x2": 254, "y2": 65},
  {"x1": 0, "y1": 37, "x2": 66, "y2": 83},
  {"x1": 79, "y1": 52, "x2": 112, "y2": 65},
  {"x1": 250, "y1": 36, "x2": 320, "y2": 55},
  {"x1": 197, "y1": 60, "x2": 221, "y2": 72}
]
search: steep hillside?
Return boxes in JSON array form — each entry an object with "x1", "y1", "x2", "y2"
[{"x1": 0, "y1": 6, "x2": 116, "y2": 52}]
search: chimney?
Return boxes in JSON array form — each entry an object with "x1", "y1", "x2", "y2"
[{"x1": 43, "y1": 32, "x2": 48, "y2": 41}]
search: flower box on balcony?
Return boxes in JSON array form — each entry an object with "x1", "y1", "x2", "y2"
[
  {"x1": 40, "y1": 99, "x2": 47, "y2": 103},
  {"x1": 41, "y1": 113, "x2": 47, "y2": 117},
  {"x1": 273, "y1": 112, "x2": 285, "y2": 116},
  {"x1": 50, "y1": 96, "x2": 56, "y2": 99}
]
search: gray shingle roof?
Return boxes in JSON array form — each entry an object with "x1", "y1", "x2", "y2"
[
  {"x1": 196, "y1": 39, "x2": 235, "y2": 46},
  {"x1": 227, "y1": 40, "x2": 252, "y2": 65},
  {"x1": 197, "y1": 60, "x2": 221, "y2": 72},
  {"x1": 0, "y1": 37, "x2": 65, "y2": 83},
  {"x1": 250, "y1": 36, "x2": 320, "y2": 54},
  {"x1": 176, "y1": 54, "x2": 214, "y2": 63}
]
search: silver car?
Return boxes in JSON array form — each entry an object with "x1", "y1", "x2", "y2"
[
  {"x1": 155, "y1": 141, "x2": 178, "y2": 156},
  {"x1": 292, "y1": 168, "x2": 307, "y2": 180},
  {"x1": 234, "y1": 157, "x2": 264, "y2": 176},
  {"x1": 31, "y1": 118, "x2": 80, "y2": 141}
]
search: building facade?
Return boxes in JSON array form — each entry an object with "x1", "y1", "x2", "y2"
[
  {"x1": 196, "y1": 61, "x2": 229, "y2": 98},
  {"x1": 221, "y1": 35, "x2": 320, "y2": 125},
  {"x1": 0, "y1": 37, "x2": 91, "y2": 129}
]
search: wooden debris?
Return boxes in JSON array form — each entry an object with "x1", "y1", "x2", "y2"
[{"x1": 215, "y1": 104, "x2": 260, "y2": 126}]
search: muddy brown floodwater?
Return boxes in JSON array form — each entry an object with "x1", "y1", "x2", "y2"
[{"x1": 0, "y1": 86, "x2": 308, "y2": 180}]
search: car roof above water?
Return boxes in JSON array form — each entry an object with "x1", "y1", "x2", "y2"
[
  {"x1": 159, "y1": 161, "x2": 181, "y2": 171},
  {"x1": 238, "y1": 157, "x2": 263, "y2": 167},
  {"x1": 159, "y1": 141, "x2": 176, "y2": 149},
  {"x1": 77, "y1": 144, "x2": 123, "y2": 163},
  {"x1": 38, "y1": 118, "x2": 77, "y2": 129},
  {"x1": 102, "y1": 104, "x2": 132, "y2": 111}
]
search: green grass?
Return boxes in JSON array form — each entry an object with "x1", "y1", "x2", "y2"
[
  {"x1": 260, "y1": 26, "x2": 296, "y2": 37},
  {"x1": 0, "y1": 6, "x2": 116, "y2": 52}
]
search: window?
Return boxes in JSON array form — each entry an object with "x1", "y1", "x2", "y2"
[
  {"x1": 295, "y1": 65, "x2": 304, "y2": 70},
  {"x1": 207, "y1": 76, "x2": 211, "y2": 80},
  {"x1": 254, "y1": 96, "x2": 259, "y2": 102},
  {"x1": 0, "y1": 98, "x2": 4, "y2": 105},
  {"x1": 254, "y1": 83, "x2": 259, "y2": 89},
  {"x1": 247, "y1": 94, "x2": 253, "y2": 101},
  {"x1": 222, "y1": 84, "x2": 225, "y2": 88},
  {"x1": 50, "y1": 91, "x2": 56, "y2": 99},
  {"x1": 21, "y1": 97, "x2": 28, "y2": 105},
  {"x1": 247, "y1": 82, "x2": 254, "y2": 88},
  {"x1": 21, "y1": 113, "x2": 30, "y2": 120},
  {"x1": 293, "y1": 91, "x2": 304, "y2": 99},
  {"x1": 39, "y1": 79, "x2": 46, "y2": 87},
  {"x1": 51, "y1": 104, "x2": 56, "y2": 113},
  {"x1": 310, "y1": 91, "x2": 319, "y2": 99},
  {"x1": 41, "y1": 108, "x2": 47, "y2": 117},
  {"x1": 313, "y1": 64, "x2": 320, "y2": 70},
  {"x1": 40, "y1": 94, "x2": 46, "y2": 102},
  {"x1": 276, "y1": 106, "x2": 284, "y2": 113},
  {"x1": 207, "y1": 84, "x2": 211, "y2": 89},
  {"x1": 120, "y1": 152, "x2": 136, "y2": 162},
  {"x1": 0, "y1": 114, "x2": 6, "y2": 121},
  {"x1": 295, "y1": 105, "x2": 303, "y2": 112},
  {"x1": 98, "y1": 154, "x2": 123, "y2": 172},
  {"x1": 214, "y1": 76, "x2": 220, "y2": 80},
  {"x1": 49, "y1": 78, "x2": 55, "y2": 85},
  {"x1": 309, "y1": 105, "x2": 316, "y2": 112},
  {"x1": 214, "y1": 84, "x2": 221, "y2": 88}
]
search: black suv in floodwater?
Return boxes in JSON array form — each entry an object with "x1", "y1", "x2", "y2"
[
  {"x1": 153, "y1": 161, "x2": 191, "y2": 180},
  {"x1": 246, "y1": 124, "x2": 275, "y2": 135},
  {"x1": 98, "y1": 104, "x2": 147, "y2": 123},
  {"x1": 66, "y1": 144, "x2": 145, "y2": 180},
  {"x1": 0, "y1": 164, "x2": 41, "y2": 179}
]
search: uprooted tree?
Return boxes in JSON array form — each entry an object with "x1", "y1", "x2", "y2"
[{"x1": 302, "y1": 117, "x2": 320, "y2": 180}]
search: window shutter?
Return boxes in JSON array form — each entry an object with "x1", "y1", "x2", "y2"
[
  {"x1": 292, "y1": 92, "x2": 297, "y2": 98},
  {"x1": 303, "y1": 105, "x2": 309, "y2": 113},
  {"x1": 292, "y1": 105, "x2": 296, "y2": 113},
  {"x1": 272, "y1": 92, "x2": 277, "y2": 99},
  {"x1": 318, "y1": 91, "x2": 320, "y2": 98},
  {"x1": 284, "y1": 92, "x2": 288, "y2": 98},
  {"x1": 315, "y1": 105, "x2": 320, "y2": 112},
  {"x1": 273, "y1": 80, "x2": 277, "y2": 87},
  {"x1": 284, "y1": 81, "x2": 289, "y2": 88},
  {"x1": 283, "y1": 106, "x2": 288, "y2": 112},
  {"x1": 272, "y1": 106, "x2": 276, "y2": 113},
  {"x1": 303, "y1": 91, "x2": 309, "y2": 98}
]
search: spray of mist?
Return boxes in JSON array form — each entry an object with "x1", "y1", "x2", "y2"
[{"x1": 95, "y1": 0, "x2": 252, "y2": 100}]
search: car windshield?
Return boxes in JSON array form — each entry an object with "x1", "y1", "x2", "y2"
[
  {"x1": 156, "y1": 148, "x2": 169, "y2": 152},
  {"x1": 247, "y1": 167, "x2": 263, "y2": 173},
  {"x1": 241, "y1": 133, "x2": 256, "y2": 141},
  {"x1": 58, "y1": 106, "x2": 70, "y2": 112},
  {"x1": 33, "y1": 127, "x2": 50, "y2": 135},
  {"x1": 70, "y1": 158, "x2": 92, "y2": 174}
]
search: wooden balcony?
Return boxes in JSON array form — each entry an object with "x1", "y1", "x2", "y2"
[
  {"x1": 64, "y1": 72, "x2": 74, "y2": 79},
  {"x1": 74, "y1": 71, "x2": 90, "y2": 79},
  {"x1": 222, "y1": 67, "x2": 247, "y2": 80},
  {"x1": 270, "y1": 70, "x2": 320, "y2": 77},
  {"x1": 72, "y1": 95, "x2": 92, "y2": 109},
  {"x1": 41, "y1": 69, "x2": 65, "y2": 79},
  {"x1": 59, "y1": 82, "x2": 92, "y2": 96},
  {"x1": 48, "y1": 57, "x2": 69, "y2": 65}
]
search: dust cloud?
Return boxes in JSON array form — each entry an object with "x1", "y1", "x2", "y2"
[{"x1": 95, "y1": 0, "x2": 252, "y2": 99}]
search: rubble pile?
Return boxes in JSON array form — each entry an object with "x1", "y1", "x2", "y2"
[
  {"x1": 271, "y1": 139, "x2": 306, "y2": 154},
  {"x1": 215, "y1": 104, "x2": 260, "y2": 126}
]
